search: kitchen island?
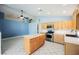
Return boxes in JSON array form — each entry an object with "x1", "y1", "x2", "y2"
[
  {"x1": 24, "y1": 34, "x2": 45, "y2": 55},
  {"x1": 64, "y1": 35, "x2": 79, "y2": 55}
]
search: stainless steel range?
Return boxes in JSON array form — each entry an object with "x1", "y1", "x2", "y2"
[{"x1": 46, "y1": 25, "x2": 54, "y2": 42}]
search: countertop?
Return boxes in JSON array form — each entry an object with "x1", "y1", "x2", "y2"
[
  {"x1": 24, "y1": 34, "x2": 45, "y2": 39},
  {"x1": 65, "y1": 35, "x2": 79, "y2": 45},
  {"x1": 40, "y1": 30, "x2": 77, "y2": 35}
]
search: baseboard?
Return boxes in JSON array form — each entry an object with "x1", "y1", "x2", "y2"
[{"x1": 2, "y1": 35, "x2": 27, "y2": 40}]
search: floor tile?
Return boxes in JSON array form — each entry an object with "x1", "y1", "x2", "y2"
[{"x1": 2, "y1": 37, "x2": 64, "y2": 55}]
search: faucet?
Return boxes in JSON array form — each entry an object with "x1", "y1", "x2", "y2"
[
  {"x1": 71, "y1": 30, "x2": 77, "y2": 35},
  {"x1": 74, "y1": 30, "x2": 77, "y2": 36},
  {"x1": 71, "y1": 29, "x2": 74, "y2": 32}
]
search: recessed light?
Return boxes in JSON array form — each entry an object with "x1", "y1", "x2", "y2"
[
  {"x1": 38, "y1": 8, "x2": 43, "y2": 11},
  {"x1": 62, "y1": 4, "x2": 67, "y2": 7},
  {"x1": 47, "y1": 12, "x2": 50, "y2": 15},
  {"x1": 38, "y1": 12, "x2": 41, "y2": 15},
  {"x1": 63, "y1": 10, "x2": 66, "y2": 14},
  {"x1": 38, "y1": 8, "x2": 41, "y2": 10}
]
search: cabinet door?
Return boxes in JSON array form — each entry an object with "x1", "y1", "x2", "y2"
[
  {"x1": 54, "y1": 22, "x2": 57, "y2": 29},
  {"x1": 76, "y1": 14, "x2": 79, "y2": 30},
  {"x1": 58, "y1": 22, "x2": 62, "y2": 29},
  {"x1": 24, "y1": 38, "x2": 31, "y2": 54},
  {"x1": 64, "y1": 21, "x2": 69, "y2": 29},
  {"x1": 54, "y1": 34, "x2": 64, "y2": 44},
  {"x1": 62, "y1": 21, "x2": 65, "y2": 29},
  {"x1": 69, "y1": 20, "x2": 72, "y2": 29},
  {"x1": 30, "y1": 38, "x2": 37, "y2": 53},
  {"x1": 41, "y1": 23, "x2": 47, "y2": 29},
  {"x1": 72, "y1": 20, "x2": 76, "y2": 30},
  {"x1": 65, "y1": 43, "x2": 79, "y2": 55}
]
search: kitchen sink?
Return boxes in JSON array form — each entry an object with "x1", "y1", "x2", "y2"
[{"x1": 66, "y1": 34, "x2": 79, "y2": 38}]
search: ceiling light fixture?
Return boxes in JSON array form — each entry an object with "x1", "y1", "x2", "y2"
[
  {"x1": 62, "y1": 4, "x2": 67, "y2": 7},
  {"x1": 63, "y1": 10, "x2": 66, "y2": 14},
  {"x1": 47, "y1": 12, "x2": 50, "y2": 15},
  {"x1": 38, "y1": 8, "x2": 43, "y2": 12},
  {"x1": 38, "y1": 8, "x2": 41, "y2": 10}
]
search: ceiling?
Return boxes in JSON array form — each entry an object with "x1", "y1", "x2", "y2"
[{"x1": 6, "y1": 4, "x2": 77, "y2": 16}]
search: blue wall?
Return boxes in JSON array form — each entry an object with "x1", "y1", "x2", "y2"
[
  {"x1": 0, "y1": 12, "x2": 4, "y2": 32},
  {"x1": 29, "y1": 23, "x2": 37, "y2": 35},
  {"x1": 0, "y1": 19, "x2": 28, "y2": 38},
  {"x1": 0, "y1": 19, "x2": 2, "y2": 32},
  {"x1": 0, "y1": 12, "x2": 4, "y2": 19}
]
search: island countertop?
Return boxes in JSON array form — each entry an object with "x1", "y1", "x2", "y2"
[
  {"x1": 65, "y1": 35, "x2": 79, "y2": 45},
  {"x1": 24, "y1": 34, "x2": 45, "y2": 39}
]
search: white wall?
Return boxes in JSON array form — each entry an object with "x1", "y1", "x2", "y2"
[{"x1": 37, "y1": 16, "x2": 72, "y2": 23}]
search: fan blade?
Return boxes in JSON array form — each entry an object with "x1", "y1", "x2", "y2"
[{"x1": 24, "y1": 17, "x2": 29, "y2": 19}]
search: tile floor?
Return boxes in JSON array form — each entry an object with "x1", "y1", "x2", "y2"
[{"x1": 2, "y1": 37, "x2": 64, "y2": 55}]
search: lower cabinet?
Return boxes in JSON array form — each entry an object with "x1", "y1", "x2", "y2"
[
  {"x1": 24, "y1": 35, "x2": 45, "y2": 54},
  {"x1": 65, "y1": 43, "x2": 79, "y2": 55},
  {"x1": 54, "y1": 34, "x2": 64, "y2": 44}
]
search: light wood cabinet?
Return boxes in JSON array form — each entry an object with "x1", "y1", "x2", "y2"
[
  {"x1": 24, "y1": 35, "x2": 45, "y2": 54},
  {"x1": 54, "y1": 20, "x2": 74, "y2": 30},
  {"x1": 40, "y1": 23, "x2": 48, "y2": 29},
  {"x1": 71, "y1": 19, "x2": 76, "y2": 30},
  {"x1": 73, "y1": 8, "x2": 79, "y2": 30},
  {"x1": 39, "y1": 22, "x2": 54, "y2": 30},
  {"x1": 62, "y1": 20, "x2": 73, "y2": 30},
  {"x1": 65, "y1": 43, "x2": 79, "y2": 55},
  {"x1": 39, "y1": 18, "x2": 76, "y2": 30},
  {"x1": 54, "y1": 22, "x2": 58, "y2": 29},
  {"x1": 76, "y1": 14, "x2": 79, "y2": 30},
  {"x1": 54, "y1": 34, "x2": 64, "y2": 44}
]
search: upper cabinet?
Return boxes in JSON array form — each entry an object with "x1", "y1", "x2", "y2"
[
  {"x1": 54, "y1": 20, "x2": 73, "y2": 30},
  {"x1": 39, "y1": 23, "x2": 47, "y2": 29},
  {"x1": 39, "y1": 20, "x2": 73, "y2": 30},
  {"x1": 73, "y1": 7, "x2": 79, "y2": 30},
  {"x1": 76, "y1": 13, "x2": 79, "y2": 30},
  {"x1": 39, "y1": 22, "x2": 54, "y2": 30}
]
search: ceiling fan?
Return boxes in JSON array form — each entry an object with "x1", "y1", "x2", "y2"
[{"x1": 17, "y1": 10, "x2": 32, "y2": 23}]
